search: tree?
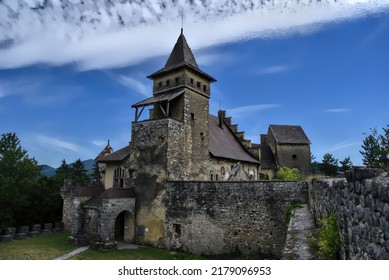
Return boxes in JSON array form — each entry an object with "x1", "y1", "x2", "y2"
[
  {"x1": 311, "y1": 154, "x2": 322, "y2": 174},
  {"x1": 360, "y1": 125, "x2": 389, "y2": 169},
  {"x1": 71, "y1": 158, "x2": 90, "y2": 185},
  {"x1": 320, "y1": 153, "x2": 339, "y2": 176},
  {"x1": 0, "y1": 133, "x2": 41, "y2": 229},
  {"x1": 339, "y1": 156, "x2": 353, "y2": 173}
]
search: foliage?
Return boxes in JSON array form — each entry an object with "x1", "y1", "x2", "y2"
[
  {"x1": 360, "y1": 125, "x2": 389, "y2": 169},
  {"x1": 320, "y1": 153, "x2": 339, "y2": 176},
  {"x1": 0, "y1": 133, "x2": 41, "y2": 229},
  {"x1": 339, "y1": 156, "x2": 353, "y2": 173},
  {"x1": 276, "y1": 166, "x2": 303, "y2": 181},
  {"x1": 71, "y1": 158, "x2": 91, "y2": 185},
  {"x1": 0, "y1": 133, "x2": 63, "y2": 229},
  {"x1": 309, "y1": 214, "x2": 341, "y2": 260},
  {"x1": 0, "y1": 231, "x2": 76, "y2": 260}
]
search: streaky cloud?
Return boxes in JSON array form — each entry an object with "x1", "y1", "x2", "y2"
[
  {"x1": 0, "y1": 1, "x2": 388, "y2": 70},
  {"x1": 35, "y1": 134, "x2": 82, "y2": 153},
  {"x1": 325, "y1": 108, "x2": 350, "y2": 113},
  {"x1": 228, "y1": 104, "x2": 282, "y2": 117}
]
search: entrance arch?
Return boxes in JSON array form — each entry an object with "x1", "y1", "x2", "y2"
[{"x1": 114, "y1": 211, "x2": 135, "y2": 242}]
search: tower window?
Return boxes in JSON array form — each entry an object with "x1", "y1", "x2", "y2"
[
  {"x1": 173, "y1": 224, "x2": 181, "y2": 238},
  {"x1": 166, "y1": 79, "x2": 170, "y2": 86},
  {"x1": 292, "y1": 154, "x2": 297, "y2": 159},
  {"x1": 203, "y1": 85, "x2": 207, "y2": 92},
  {"x1": 191, "y1": 113, "x2": 195, "y2": 120},
  {"x1": 190, "y1": 78, "x2": 194, "y2": 85},
  {"x1": 158, "y1": 82, "x2": 162, "y2": 88},
  {"x1": 197, "y1": 81, "x2": 201, "y2": 88},
  {"x1": 175, "y1": 77, "x2": 179, "y2": 85}
]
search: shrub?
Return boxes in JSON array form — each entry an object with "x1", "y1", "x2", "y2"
[
  {"x1": 276, "y1": 166, "x2": 303, "y2": 181},
  {"x1": 317, "y1": 214, "x2": 341, "y2": 259}
]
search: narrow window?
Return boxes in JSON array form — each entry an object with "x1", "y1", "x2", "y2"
[
  {"x1": 200, "y1": 132, "x2": 204, "y2": 141},
  {"x1": 210, "y1": 174, "x2": 214, "y2": 181},
  {"x1": 197, "y1": 81, "x2": 201, "y2": 88},
  {"x1": 173, "y1": 224, "x2": 181, "y2": 238},
  {"x1": 215, "y1": 174, "x2": 219, "y2": 181},
  {"x1": 221, "y1": 167, "x2": 225, "y2": 176},
  {"x1": 191, "y1": 113, "x2": 195, "y2": 120},
  {"x1": 158, "y1": 82, "x2": 162, "y2": 88},
  {"x1": 190, "y1": 78, "x2": 194, "y2": 85},
  {"x1": 175, "y1": 77, "x2": 179, "y2": 85},
  {"x1": 166, "y1": 79, "x2": 170, "y2": 86},
  {"x1": 292, "y1": 154, "x2": 297, "y2": 159},
  {"x1": 203, "y1": 85, "x2": 207, "y2": 92}
]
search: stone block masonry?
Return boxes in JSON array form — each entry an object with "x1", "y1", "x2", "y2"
[
  {"x1": 164, "y1": 181, "x2": 308, "y2": 259},
  {"x1": 310, "y1": 168, "x2": 389, "y2": 259}
]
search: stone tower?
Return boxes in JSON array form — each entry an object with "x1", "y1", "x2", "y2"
[{"x1": 128, "y1": 30, "x2": 216, "y2": 245}]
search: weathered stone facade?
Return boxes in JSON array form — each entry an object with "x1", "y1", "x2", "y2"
[
  {"x1": 310, "y1": 168, "x2": 389, "y2": 259},
  {"x1": 164, "y1": 181, "x2": 308, "y2": 258}
]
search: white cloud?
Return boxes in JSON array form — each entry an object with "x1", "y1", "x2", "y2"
[
  {"x1": 118, "y1": 75, "x2": 150, "y2": 97},
  {"x1": 35, "y1": 134, "x2": 82, "y2": 153},
  {"x1": 0, "y1": 1, "x2": 388, "y2": 70},
  {"x1": 91, "y1": 140, "x2": 108, "y2": 147},
  {"x1": 320, "y1": 139, "x2": 361, "y2": 153},
  {"x1": 256, "y1": 65, "x2": 291, "y2": 75},
  {"x1": 325, "y1": 108, "x2": 350, "y2": 113},
  {"x1": 228, "y1": 104, "x2": 282, "y2": 117}
]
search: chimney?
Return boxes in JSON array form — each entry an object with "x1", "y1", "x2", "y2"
[{"x1": 218, "y1": 110, "x2": 226, "y2": 128}]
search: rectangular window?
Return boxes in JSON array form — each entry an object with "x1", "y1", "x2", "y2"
[
  {"x1": 191, "y1": 113, "x2": 195, "y2": 120},
  {"x1": 190, "y1": 78, "x2": 194, "y2": 85},
  {"x1": 203, "y1": 85, "x2": 207, "y2": 92},
  {"x1": 197, "y1": 81, "x2": 201, "y2": 88},
  {"x1": 292, "y1": 154, "x2": 297, "y2": 159},
  {"x1": 166, "y1": 79, "x2": 170, "y2": 86},
  {"x1": 175, "y1": 77, "x2": 179, "y2": 85},
  {"x1": 215, "y1": 174, "x2": 219, "y2": 181},
  {"x1": 210, "y1": 174, "x2": 214, "y2": 181},
  {"x1": 173, "y1": 224, "x2": 181, "y2": 238}
]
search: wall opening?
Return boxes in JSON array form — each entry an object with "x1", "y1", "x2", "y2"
[{"x1": 114, "y1": 211, "x2": 135, "y2": 242}]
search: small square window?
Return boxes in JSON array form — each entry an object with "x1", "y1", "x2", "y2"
[{"x1": 292, "y1": 154, "x2": 297, "y2": 159}]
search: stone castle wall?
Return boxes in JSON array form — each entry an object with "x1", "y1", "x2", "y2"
[
  {"x1": 310, "y1": 169, "x2": 389, "y2": 259},
  {"x1": 164, "y1": 181, "x2": 308, "y2": 258}
]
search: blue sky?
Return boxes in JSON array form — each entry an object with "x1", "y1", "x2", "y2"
[{"x1": 0, "y1": 0, "x2": 388, "y2": 167}]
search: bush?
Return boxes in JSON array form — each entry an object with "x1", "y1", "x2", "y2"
[
  {"x1": 316, "y1": 214, "x2": 341, "y2": 259},
  {"x1": 276, "y1": 167, "x2": 303, "y2": 181}
]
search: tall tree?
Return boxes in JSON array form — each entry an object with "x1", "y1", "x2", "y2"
[
  {"x1": 320, "y1": 153, "x2": 339, "y2": 176},
  {"x1": 71, "y1": 158, "x2": 90, "y2": 185},
  {"x1": 0, "y1": 133, "x2": 41, "y2": 229},
  {"x1": 360, "y1": 125, "x2": 389, "y2": 169},
  {"x1": 339, "y1": 156, "x2": 353, "y2": 173}
]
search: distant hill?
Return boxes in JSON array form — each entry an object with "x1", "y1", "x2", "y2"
[
  {"x1": 40, "y1": 159, "x2": 95, "y2": 177},
  {"x1": 40, "y1": 164, "x2": 56, "y2": 177}
]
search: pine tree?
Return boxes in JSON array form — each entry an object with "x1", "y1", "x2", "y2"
[
  {"x1": 71, "y1": 158, "x2": 90, "y2": 185},
  {"x1": 320, "y1": 153, "x2": 339, "y2": 176},
  {"x1": 339, "y1": 156, "x2": 353, "y2": 173},
  {"x1": 360, "y1": 125, "x2": 389, "y2": 169}
]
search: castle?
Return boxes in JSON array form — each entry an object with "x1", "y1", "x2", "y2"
[{"x1": 61, "y1": 30, "x2": 311, "y2": 257}]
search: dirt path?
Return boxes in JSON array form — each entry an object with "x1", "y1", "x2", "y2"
[{"x1": 283, "y1": 204, "x2": 317, "y2": 260}]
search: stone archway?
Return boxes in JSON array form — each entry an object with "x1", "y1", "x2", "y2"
[{"x1": 114, "y1": 211, "x2": 135, "y2": 242}]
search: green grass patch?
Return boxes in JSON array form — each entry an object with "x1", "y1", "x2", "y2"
[
  {"x1": 70, "y1": 247, "x2": 203, "y2": 260},
  {"x1": 0, "y1": 231, "x2": 77, "y2": 260}
]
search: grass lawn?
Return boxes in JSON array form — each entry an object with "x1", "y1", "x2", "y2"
[
  {"x1": 0, "y1": 232, "x2": 202, "y2": 260},
  {"x1": 0, "y1": 231, "x2": 77, "y2": 260},
  {"x1": 70, "y1": 247, "x2": 203, "y2": 260}
]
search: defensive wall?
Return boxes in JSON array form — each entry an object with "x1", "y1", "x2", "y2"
[
  {"x1": 164, "y1": 180, "x2": 309, "y2": 259},
  {"x1": 310, "y1": 168, "x2": 389, "y2": 259}
]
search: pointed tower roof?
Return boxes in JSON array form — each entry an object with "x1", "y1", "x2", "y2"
[
  {"x1": 95, "y1": 140, "x2": 114, "y2": 161},
  {"x1": 148, "y1": 29, "x2": 216, "y2": 82}
]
